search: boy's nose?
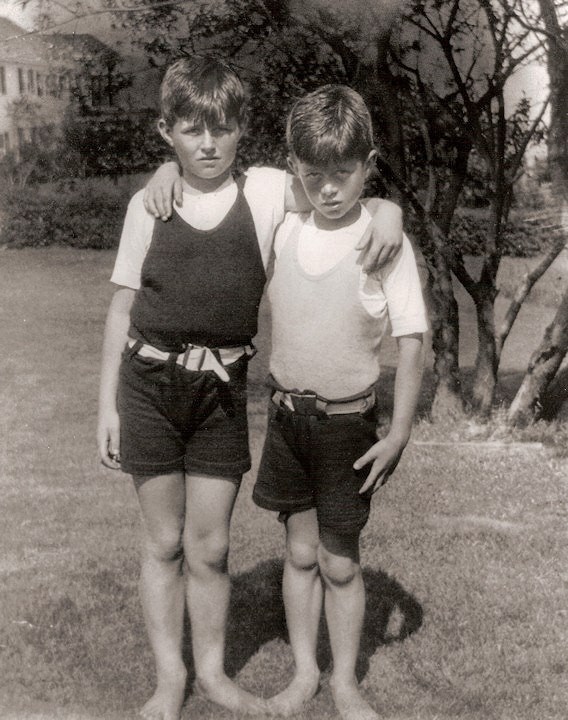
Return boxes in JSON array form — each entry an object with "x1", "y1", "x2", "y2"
[
  {"x1": 321, "y1": 183, "x2": 337, "y2": 198},
  {"x1": 201, "y1": 130, "x2": 216, "y2": 151}
]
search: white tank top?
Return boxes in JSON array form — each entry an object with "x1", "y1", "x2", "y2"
[{"x1": 268, "y1": 213, "x2": 386, "y2": 399}]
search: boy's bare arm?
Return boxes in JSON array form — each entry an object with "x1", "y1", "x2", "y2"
[
  {"x1": 359, "y1": 198, "x2": 403, "y2": 273},
  {"x1": 97, "y1": 287, "x2": 135, "y2": 469},
  {"x1": 354, "y1": 333, "x2": 423, "y2": 494},
  {"x1": 143, "y1": 161, "x2": 184, "y2": 220}
]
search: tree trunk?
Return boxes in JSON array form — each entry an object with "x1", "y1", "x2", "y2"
[
  {"x1": 508, "y1": 291, "x2": 568, "y2": 424},
  {"x1": 471, "y1": 291, "x2": 498, "y2": 415},
  {"x1": 424, "y1": 243, "x2": 463, "y2": 420}
]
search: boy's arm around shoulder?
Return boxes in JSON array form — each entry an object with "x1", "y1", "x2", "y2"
[
  {"x1": 97, "y1": 287, "x2": 135, "y2": 469},
  {"x1": 354, "y1": 333, "x2": 424, "y2": 495},
  {"x1": 359, "y1": 198, "x2": 403, "y2": 273},
  {"x1": 143, "y1": 161, "x2": 183, "y2": 220}
]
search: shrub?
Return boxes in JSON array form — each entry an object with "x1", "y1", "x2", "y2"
[{"x1": 0, "y1": 177, "x2": 140, "y2": 249}]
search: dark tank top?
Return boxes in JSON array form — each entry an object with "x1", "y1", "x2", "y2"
[{"x1": 129, "y1": 179, "x2": 266, "y2": 351}]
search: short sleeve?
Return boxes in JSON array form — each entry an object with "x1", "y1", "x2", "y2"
[
  {"x1": 243, "y1": 167, "x2": 288, "y2": 268},
  {"x1": 362, "y1": 235, "x2": 429, "y2": 336},
  {"x1": 110, "y1": 190, "x2": 155, "y2": 290}
]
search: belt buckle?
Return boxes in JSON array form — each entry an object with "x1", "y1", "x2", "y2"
[{"x1": 289, "y1": 392, "x2": 320, "y2": 416}]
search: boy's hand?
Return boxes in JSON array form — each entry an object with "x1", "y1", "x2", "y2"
[
  {"x1": 143, "y1": 161, "x2": 183, "y2": 221},
  {"x1": 353, "y1": 433, "x2": 406, "y2": 495},
  {"x1": 358, "y1": 199, "x2": 403, "y2": 273},
  {"x1": 97, "y1": 409, "x2": 121, "y2": 470}
]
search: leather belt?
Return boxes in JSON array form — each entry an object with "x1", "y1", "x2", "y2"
[{"x1": 272, "y1": 388, "x2": 375, "y2": 416}]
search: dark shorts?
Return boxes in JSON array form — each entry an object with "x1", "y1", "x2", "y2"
[
  {"x1": 252, "y1": 401, "x2": 378, "y2": 535},
  {"x1": 117, "y1": 348, "x2": 251, "y2": 480}
]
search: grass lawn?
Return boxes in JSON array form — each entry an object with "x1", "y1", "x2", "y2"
[{"x1": 0, "y1": 247, "x2": 567, "y2": 720}]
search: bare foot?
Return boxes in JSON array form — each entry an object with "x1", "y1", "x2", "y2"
[
  {"x1": 330, "y1": 681, "x2": 378, "y2": 720},
  {"x1": 194, "y1": 674, "x2": 267, "y2": 715},
  {"x1": 266, "y1": 669, "x2": 320, "y2": 716},
  {"x1": 140, "y1": 668, "x2": 187, "y2": 720}
]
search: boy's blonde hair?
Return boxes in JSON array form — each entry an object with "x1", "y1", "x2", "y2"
[
  {"x1": 160, "y1": 56, "x2": 248, "y2": 129},
  {"x1": 286, "y1": 84, "x2": 374, "y2": 165}
]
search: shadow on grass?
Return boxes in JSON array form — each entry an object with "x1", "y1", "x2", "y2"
[
  {"x1": 181, "y1": 559, "x2": 423, "y2": 688},
  {"x1": 5, "y1": 561, "x2": 421, "y2": 710}
]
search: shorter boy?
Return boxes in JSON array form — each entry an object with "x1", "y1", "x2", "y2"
[{"x1": 253, "y1": 85, "x2": 428, "y2": 720}]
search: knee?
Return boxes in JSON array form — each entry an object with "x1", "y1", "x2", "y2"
[
  {"x1": 286, "y1": 537, "x2": 319, "y2": 573},
  {"x1": 143, "y1": 526, "x2": 184, "y2": 564},
  {"x1": 184, "y1": 529, "x2": 230, "y2": 574},
  {"x1": 317, "y1": 545, "x2": 359, "y2": 587}
]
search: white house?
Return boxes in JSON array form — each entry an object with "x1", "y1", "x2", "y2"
[
  {"x1": 0, "y1": 18, "x2": 126, "y2": 159},
  {"x1": 0, "y1": 18, "x2": 70, "y2": 157}
]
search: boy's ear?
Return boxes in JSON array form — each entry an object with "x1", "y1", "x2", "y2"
[
  {"x1": 157, "y1": 118, "x2": 173, "y2": 146},
  {"x1": 364, "y1": 149, "x2": 377, "y2": 177},
  {"x1": 287, "y1": 155, "x2": 299, "y2": 176}
]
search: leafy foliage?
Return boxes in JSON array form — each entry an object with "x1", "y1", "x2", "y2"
[{"x1": 0, "y1": 179, "x2": 132, "y2": 249}]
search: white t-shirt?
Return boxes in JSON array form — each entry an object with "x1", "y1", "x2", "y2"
[
  {"x1": 273, "y1": 206, "x2": 428, "y2": 332},
  {"x1": 269, "y1": 206, "x2": 429, "y2": 397},
  {"x1": 111, "y1": 166, "x2": 287, "y2": 289}
]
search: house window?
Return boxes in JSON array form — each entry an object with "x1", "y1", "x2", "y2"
[
  {"x1": 46, "y1": 74, "x2": 56, "y2": 97},
  {"x1": 36, "y1": 73, "x2": 43, "y2": 96},
  {"x1": 0, "y1": 67, "x2": 6, "y2": 95},
  {"x1": 27, "y1": 69, "x2": 34, "y2": 92},
  {"x1": 0, "y1": 132, "x2": 10, "y2": 157},
  {"x1": 18, "y1": 68, "x2": 25, "y2": 94},
  {"x1": 17, "y1": 127, "x2": 26, "y2": 147}
]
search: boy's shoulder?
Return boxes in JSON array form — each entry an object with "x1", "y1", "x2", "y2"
[
  {"x1": 125, "y1": 188, "x2": 156, "y2": 221},
  {"x1": 127, "y1": 187, "x2": 148, "y2": 211},
  {"x1": 243, "y1": 165, "x2": 287, "y2": 181}
]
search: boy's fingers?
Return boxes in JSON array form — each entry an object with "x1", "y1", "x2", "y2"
[
  {"x1": 98, "y1": 429, "x2": 121, "y2": 469},
  {"x1": 156, "y1": 190, "x2": 169, "y2": 220},
  {"x1": 359, "y1": 466, "x2": 386, "y2": 495},
  {"x1": 143, "y1": 191, "x2": 159, "y2": 218},
  {"x1": 173, "y1": 178, "x2": 184, "y2": 207},
  {"x1": 362, "y1": 247, "x2": 386, "y2": 273},
  {"x1": 353, "y1": 448, "x2": 374, "y2": 470},
  {"x1": 355, "y1": 229, "x2": 372, "y2": 251}
]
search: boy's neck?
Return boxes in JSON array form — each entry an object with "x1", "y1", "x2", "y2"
[
  {"x1": 312, "y1": 202, "x2": 362, "y2": 231},
  {"x1": 181, "y1": 167, "x2": 234, "y2": 194}
]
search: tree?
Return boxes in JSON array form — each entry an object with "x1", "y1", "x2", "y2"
[
  {"x1": 393, "y1": 0, "x2": 550, "y2": 417},
  {"x1": 508, "y1": 0, "x2": 568, "y2": 424}
]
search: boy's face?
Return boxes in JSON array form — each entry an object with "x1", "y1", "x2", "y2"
[
  {"x1": 158, "y1": 117, "x2": 242, "y2": 186},
  {"x1": 289, "y1": 152, "x2": 375, "y2": 228}
]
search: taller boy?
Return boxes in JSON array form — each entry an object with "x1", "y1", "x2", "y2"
[{"x1": 98, "y1": 57, "x2": 403, "y2": 720}]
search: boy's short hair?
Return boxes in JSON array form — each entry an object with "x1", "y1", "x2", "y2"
[
  {"x1": 286, "y1": 84, "x2": 374, "y2": 166},
  {"x1": 160, "y1": 55, "x2": 248, "y2": 129}
]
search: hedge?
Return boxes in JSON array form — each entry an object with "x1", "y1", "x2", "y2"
[
  {"x1": 0, "y1": 177, "x2": 553, "y2": 256},
  {"x1": 0, "y1": 179, "x2": 135, "y2": 250}
]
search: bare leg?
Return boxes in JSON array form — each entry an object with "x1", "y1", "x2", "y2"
[
  {"x1": 136, "y1": 472, "x2": 188, "y2": 720},
  {"x1": 267, "y1": 509, "x2": 322, "y2": 716},
  {"x1": 184, "y1": 472, "x2": 265, "y2": 714},
  {"x1": 319, "y1": 531, "x2": 378, "y2": 720}
]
